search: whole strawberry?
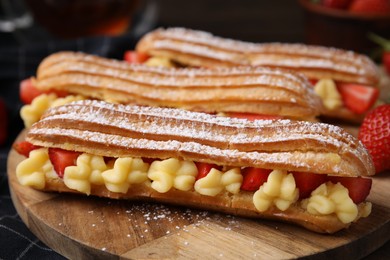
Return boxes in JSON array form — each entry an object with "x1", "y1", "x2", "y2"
[
  {"x1": 349, "y1": 0, "x2": 390, "y2": 14},
  {"x1": 369, "y1": 33, "x2": 390, "y2": 75},
  {"x1": 358, "y1": 104, "x2": 390, "y2": 174},
  {"x1": 321, "y1": 0, "x2": 352, "y2": 9}
]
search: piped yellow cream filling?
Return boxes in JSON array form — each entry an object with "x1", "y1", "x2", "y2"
[
  {"x1": 20, "y1": 94, "x2": 86, "y2": 128},
  {"x1": 20, "y1": 57, "x2": 175, "y2": 128},
  {"x1": 314, "y1": 79, "x2": 342, "y2": 111},
  {"x1": 253, "y1": 170, "x2": 299, "y2": 212},
  {"x1": 16, "y1": 150, "x2": 370, "y2": 224},
  {"x1": 302, "y1": 183, "x2": 359, "y2": 224},
  {"x1": 144, "y1": 56, "x2": 175, "y2": 68}
]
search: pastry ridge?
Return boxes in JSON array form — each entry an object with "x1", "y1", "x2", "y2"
[
  {"x1": 27, "y1": 100, "x2": 374, "y2": 177},
  {"x1": 136, "y1": 27, "x2": 379, "y2": 86},
  {"x1": 34, "y1": 51, "x2": 322, "y2": 120}
]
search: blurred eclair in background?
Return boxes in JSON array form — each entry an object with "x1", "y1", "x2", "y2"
[
  {"x1": 20, "y1": 51, "x2": 322, "y2": 127},
  {"x1": 136, "y1": 27, "x2": 381, "y2": 123}
]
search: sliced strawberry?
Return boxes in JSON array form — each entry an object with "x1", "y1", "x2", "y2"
[
  {"x1": 226, "y1": 112, "x2": 283, "y2": 121},
  {"x1": 103, "y1": 156, "x2": 115, "y2": 164},
  {"x1": 308, "y1": 79, "x2": 319, "y2": 86},
  {"x1": 20, "y1": 78, "x2": 44, "y2": 104},
  {"x1": 383, "y1": 51, "x2": 390, "y2": 75},
  {"x1": 292, "y1": 171, "x2": 327, "y2": 199},
  {"x1": 13, "y1": 141, "x2": 40, "y2": 157},
  {"x1": 327, "y1": 176, "x2": 372, "y2": 204},
  {"x1": 240, "y1": 168, "x2": 272, "y2": 191},
  {"x1": 195, "y1": 162, "x2": 221, "y2": 180},
  {"x1": 48, "y1": 148, "x2": 81, "y2": 178},
  {"x1": 337, "y1": 83, "x2": 379, "y2": 114},
  {"x1": 20, "y1": 78, "x2": 68, "y2": 104},
  {"x1": 123, "y1": 51, "x2": 149, "y2": 64},
  {"x1": 141, "y1": 157, "x2": 159, "y2": 164}
]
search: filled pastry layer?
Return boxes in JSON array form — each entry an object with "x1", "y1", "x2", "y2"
[
  {"x1": 15, "y1": 100, "x2": 374, "y2": 233},
  {"x1": 136, "y1": 27, "x2": 379, "y2": 86},
  {"x1": 136, "y1": 27, "x2": 380, "y2": 122},
  {"x1": 32, "y1": 51, "x2": 322, "y2": 121},
  {"x1": 27, "y1": 100, "x2": 373, "y2": 177}
]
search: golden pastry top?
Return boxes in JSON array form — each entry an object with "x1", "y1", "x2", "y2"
[
  {"x1": 33, "y1": 51, "x2": 322, "y2": 120},
  {"x1": 136, "y1": 27, "x2": 379, "y2": 86},
  {"x1": 27, "y1": 100, "x2": 374, "y2": 177}
]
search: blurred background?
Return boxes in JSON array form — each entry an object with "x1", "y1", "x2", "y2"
[
  {"x1": 1, "y1": 0, "x2": 390, "y2": 179},
  {"x1": 0, "y1": 1, "x2": 389, "y2": 258},
  {"x1": 1, "y1": 0, "x2": 389, "y2": 52},
  {"x1": 0, "y1": 1, "x2": 307, "y2": 47}
]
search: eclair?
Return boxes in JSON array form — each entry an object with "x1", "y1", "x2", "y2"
[
  {"x1": 14, "y1": 100, "x2": 374, "y2": 233},
  {"x1": 20, "y1": 51, "x2": 322, "y2": 127},
  {"x1": 135, "y1": 27, "x2": 381, "y2": 123}
]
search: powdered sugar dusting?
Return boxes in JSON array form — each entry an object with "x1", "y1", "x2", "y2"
[
  {"x1": 154, "y1": 39, "x2": 248, "y2": 64},
  {"x1": 38, "y1": 52, "x2": 321, "y2": 118},
  {"x1": 29, "y1": 100, "x2": 374, "y2": 175},
  {"x1": 41, "y1": 54, "x2": 315, "y2": 95},
  {"x1": 46, "y1": 58, "x2": 312, "y2": 89},
  {"x1": 44, "y1": 103, "x2": 344, "y2": 149},
  {"x1": 147, "y1": 27, "x2": 378, "y2": 81}
]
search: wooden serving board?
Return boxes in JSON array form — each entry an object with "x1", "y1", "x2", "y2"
[{"x1": 7, "y1": 131, "x2": 390, "y2": 259}]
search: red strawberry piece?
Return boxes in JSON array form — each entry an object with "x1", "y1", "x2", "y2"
[
  {"x1": 382, "y1": 51, "x2": 390, "y2": 75},
  {"x1": 368, "y1": 33, "x2": 390, "y2": 75},
  {"x1": 0, "y1": 98, "x2": 7, "y2": 145},
  {"x1": 337, "y1": 83, "x2": 379, "y2": 114},
  {"x1": 123, "y1": 51, "x2": 149, "y2": 64},
  {"x1": 327, "y1": 176, "x2": 372, "y2": 204},
  {"x1": 349, "y1": 0, "x2": 390, "y2": 14},
  {"x1": 358, "y1": 104, "x2": 390, "y2": 174},
  {"x1": 48, "y1": 148, "x2": 81, "y2": 178},
  {"x1": 292, "y1": 171, "x2": 327, "y2": 199},
  {"x1": 195, "y1": 162, "x2": 222, "y2": 180},
  {"x1": 103, "y1": 156, "x2": 115, "y2": 165},
  {"x1": 20, "y1": 78, "x2": 44, "y2": 104},
  {"x1": 226, "y1": 112, "x2": 283, "y2": 121},
  {"x1": 141, "y1": 157, "x2": 159, "y2": 164},
  {"x1": 321, "y1": 0, "x2": 352, "y2": 9},
  {"x1": 13, "y1": 141, "x2": 40, "y2": 157},
  {"x1": 240, "y1": 168, "x2": 272, "y2": 191},
  {"x1": 20, "y1": 78, "x2": 68, "y2": 104},
  {"x1": 308, "y1": 79, "x2": 319, "y2": 86}
]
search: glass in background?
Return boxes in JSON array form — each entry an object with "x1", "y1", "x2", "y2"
[{"x1": 0, "y1": 0, "x2": 159, "y2": 44}]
